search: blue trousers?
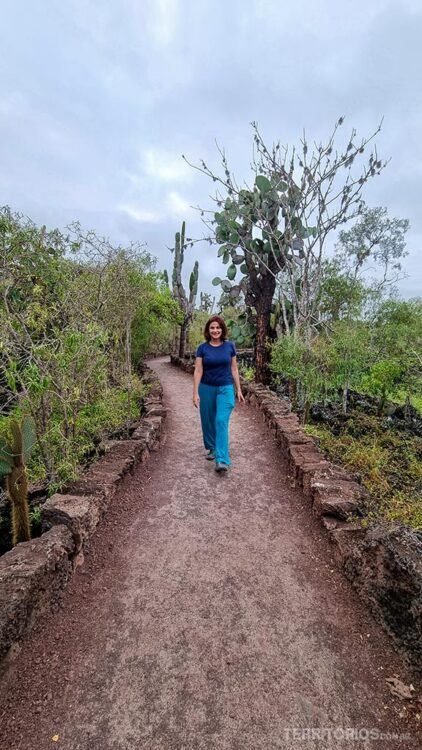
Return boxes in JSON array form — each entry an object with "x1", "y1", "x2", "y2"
[{"x1": 198, "y1": 383, "x2": 235, "y2": 465}]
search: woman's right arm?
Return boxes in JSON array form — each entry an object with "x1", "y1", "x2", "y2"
[{"x1": 193, "y1": 357, "x2": 203, "y2": 408}]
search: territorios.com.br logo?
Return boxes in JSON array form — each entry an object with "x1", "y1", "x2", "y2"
[{"x1": 283, "y1": 727, "x2": 412, "y2": 742}]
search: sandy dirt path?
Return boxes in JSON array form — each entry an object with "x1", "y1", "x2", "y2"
[{"x1": 0, "y1": 357, "x2": 420, "y2": 750}]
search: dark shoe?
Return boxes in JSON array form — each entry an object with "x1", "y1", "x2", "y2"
[
  {"x1": 205, "y1": 450, "x2": 215, "y2": 460},
  {"x1": 215, "y1": 462, "x2": 228, "y2": 472}
]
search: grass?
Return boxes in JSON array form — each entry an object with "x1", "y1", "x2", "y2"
[{"x1": 304, "y1": 412, "x2": 422, "y2": 530}]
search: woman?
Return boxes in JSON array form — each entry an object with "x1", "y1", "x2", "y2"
[{"x1": 193, "y1": 315, "x2": 245, "y2": 472}]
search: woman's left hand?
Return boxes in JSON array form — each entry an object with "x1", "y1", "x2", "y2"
[{"x1": 237, "y1": 388, "x2": 245, "y2": 404}]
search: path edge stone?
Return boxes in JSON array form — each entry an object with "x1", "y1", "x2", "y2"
[
  {"x1": 170, "y1": 353, "x2": 422, "y2": 671},
  {"x1": 0, "y1": 363, "x2": 166, "y2": 670}
]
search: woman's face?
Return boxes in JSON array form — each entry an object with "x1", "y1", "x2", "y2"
[{"x1": 209, "y1": 321, "x2": 222, "y2": 340}]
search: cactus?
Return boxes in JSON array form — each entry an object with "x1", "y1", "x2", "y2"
[
  {"x1": 170, "y1": 221, "x2": 199, "y2": 357},
  {"x1": 189, "y1": 260, "x2": 199, "y2": 299},
  {"x1": 0, "y1": 416, "x2": 36, "y2": 545},
  {"x1": 199, "y1": 292, "x2": 215, "y2": 313}
]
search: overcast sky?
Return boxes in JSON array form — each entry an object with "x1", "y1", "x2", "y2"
[{"x1": 1, "y1": 0, "x2": 421, "y2": 298}]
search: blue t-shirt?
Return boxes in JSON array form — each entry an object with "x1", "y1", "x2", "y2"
[{"x1": 196, "y1": 340, "x2": 236, "y2": 386}]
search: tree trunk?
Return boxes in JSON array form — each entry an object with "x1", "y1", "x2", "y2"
[
  {"x1": 7, "y1": 465, "x2": 31, "y2": 545},
  {"x1": 178, "y1": 318, "x2": 188, "y2": 359},
  {"x1": 342, "y1": 386, "x2": 348, "y2": 415},
  {"x1": 254, "y1": 275, "x2": 276, "y2": 384},
  {"x1": 377, "y1": 392, "x2": 386, "y2": 417},
  {"x1": 126, "y1": 321, "x2": 132, "y2": 434},
  {"x1": 280, "y1": 292, "x2": 290, "y2": 336},
  {"x1": 289, "y1": 378, "x2": 297, "y2": 410}
]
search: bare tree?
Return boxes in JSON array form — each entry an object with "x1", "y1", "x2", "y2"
[
  {"x1": 184, "y1": 118, "x2": 387, "y2": 382},
  {"x1": 335, "y1": 204, "x2": 409, "y2": 289}
]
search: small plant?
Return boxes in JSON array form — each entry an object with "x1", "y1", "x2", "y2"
[
  {"x1": 29, "y1": 504, "x2": 43, "y2": 536},
  {"x1": 0, "y1": 417, "x2": 36, "y2": 545},
  {"x1": 239, "y1": 364, "x2": 255, "y2": 383}
]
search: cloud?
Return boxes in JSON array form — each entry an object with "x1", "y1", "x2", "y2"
[
  {"x1": 166, "y1": 191, "x2": 194, "y2": 218},
  {"x1": 142, "y1": 148, "x2": 190, "y2": 182},
  {"x1": 0, "y1": 0, "x2": 421, "y2": 300},
  {"x1": 148, "y1": 0, "x2": 180, "y2": 46},
  {"x1": 0, "y1": 90, "x2": 26, "y2": 117},
  {"x1": 117, "y1": 190, "x2": 194, "y2": 225},
  {"x1": 118, "y1": 204, "x2": 162, "y2": 223}
]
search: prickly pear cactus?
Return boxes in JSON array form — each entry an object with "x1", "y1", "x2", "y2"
[
  {"x1": 0, "y1": 416, "x2": 36, "y2": 545},
  {"x1": 226, "y1": 311, "x2": 256, "y2": 347}
]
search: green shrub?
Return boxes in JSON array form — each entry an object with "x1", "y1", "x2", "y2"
[
  {"x1": 1, "y1": 376, "x2": 147, "y2": 495},
  {"x1": 239, "y1": 364, "x2": 255, "y2": 382},
  {"x1": 304, "y1": 415, "x2": 422, "y2": 529}
]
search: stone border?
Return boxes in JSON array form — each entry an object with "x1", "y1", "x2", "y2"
[
  {"x1": 170, "y1": 354, "x2": 422, "y2": 671},
  {"x1": 0, "y1": 364, "x2": 166, "y2": 669}
]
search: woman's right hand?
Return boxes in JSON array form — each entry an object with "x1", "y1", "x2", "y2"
[{"x1": 193, "y1": 393, "x2": 200, "y2": 408}]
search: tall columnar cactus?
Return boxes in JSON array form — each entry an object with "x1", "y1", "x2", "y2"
[
  {"x1": 199, "y1": 291, "x2": 215, "y2": 313},
  {"x1": 0, "y1": 416, "x2": 36, "y2": 545},
  {"x1": 170, "y1": 221, "x2": 199, "y2": 358}
]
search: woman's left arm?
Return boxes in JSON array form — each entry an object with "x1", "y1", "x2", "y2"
[{"x1": 231, "y1": 356, "x2": 245, "y2": 403}]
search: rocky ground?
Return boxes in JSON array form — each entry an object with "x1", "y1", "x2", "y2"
[{"x1": 0, "y1": 357, "x2": 421, "y2": 750}]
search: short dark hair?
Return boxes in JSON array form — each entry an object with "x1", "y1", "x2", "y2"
[{"x1": 204, "y1": 315, "x2": 228, "y2": 342}]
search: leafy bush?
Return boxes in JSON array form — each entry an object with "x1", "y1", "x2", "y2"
[
  {"x1": 270, "y1": 333, "x2": 332, "y2": 417},
  {"x1": 188, "y1": 310, "x2": 211, "y2": 351},
  {"x1": 0, "y1": 207, "x2": 176, "y2": 488},
  {"x1": 305, "y1": 415, "x2": 422, "y2": 529},
  {"x1": 360, "y1": 360, "x2": 403, "y2": 413},
  {"x1": 270, "y1": 299, "x2": 422, "y2": 420},
  {"x1": 0, "y1": 376, "x2": 147, "y2": 494},
  {"x1": 238, "y1": 364, "x2": 255, "y2": 382}
]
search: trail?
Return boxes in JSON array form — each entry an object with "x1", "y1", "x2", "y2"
[{"x1": 0, "y1": 357, "x2": 420, "y2": 750}]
